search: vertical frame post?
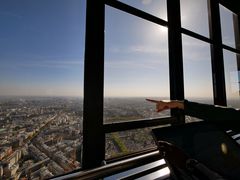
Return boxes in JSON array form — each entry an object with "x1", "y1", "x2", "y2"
[
  {"x1": 208, "y1": 0, "x2": 227, "y2": 105},
  {"x1": 82, "y1": 0, "x2": 105, "y2": 169},
  {"x1": 167, "y1": 0, "x2": 185, "y2": 123},
  {"x1": 233, "y1": 13, "x2": 240, "y2": 96}
]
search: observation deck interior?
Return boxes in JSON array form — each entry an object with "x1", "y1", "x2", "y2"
[
  {"x1": 49, "y1": 0, "x2": 240, "y2": 179},
  {"x1": 0, "y1": 0, "x2": 240, "y2": 180}
]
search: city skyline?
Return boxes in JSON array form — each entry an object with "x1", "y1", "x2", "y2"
[{"x1": 0, "y1": 0, "x2": 238, "y2": 99}]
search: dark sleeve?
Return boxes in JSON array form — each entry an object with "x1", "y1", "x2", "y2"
[
  {"x1": 184, "y1": 100, "x2": 240, "y2": 131},
  {"x1": 186, "y1": 159, "x2": 227, "y2": 180}
]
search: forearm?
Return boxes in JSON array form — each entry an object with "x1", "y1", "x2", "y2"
[
  {"x1": 184, "y1": 100, "x2": 240, "y2": 130},
  {"x1": 186, "y1": 159, "x2": 226, "y2": 180},
  {"x1": 167, "y1": 100, "x2": 184, "y2": 110}
]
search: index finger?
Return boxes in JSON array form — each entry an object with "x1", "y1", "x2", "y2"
[{"x1": 146, "y1": 99, "x2": 160, "y2": 103}]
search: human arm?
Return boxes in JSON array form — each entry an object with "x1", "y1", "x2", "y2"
[
  {"x1": 184, "y1": 100, "x2": 240, "y2": 130},
  {"x1": 146, "y1": 99, "x2": 240, "y2": 130},
  {"x1": 146, "y1": 99, "x2": 184, "y2": 112}
]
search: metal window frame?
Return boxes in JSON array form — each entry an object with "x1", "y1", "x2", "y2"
[
  {"x1": 167, "y1": 0, "x2": 185, "y2": 124},
  {"x1": 82, "y1": 0, "x2": 240, "y2": 170},
  {"x1": 82, "y1": 0, "x2": 105, "y2": 169},
  {"x1": 208, "y1": 0, "x2": 227, "y2": 106}
]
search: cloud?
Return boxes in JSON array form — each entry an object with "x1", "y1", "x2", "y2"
[
  {"x1": 128, "y1": 45, "x2": 168, "y2": 54},
  {"x1": 106, "y1": 44, "x2": 168, "y2": 70},
  {"x1": 141, "y1": 0, "x2": 152, "y2": 5},
  {"x1": 182, "y1": 36, "x2": 211, "y2": 62},
  {"x1": 109, "y1": 45, "x2": 168, "y2": 55},
  {"x1": 20, "y1": 59, "x2": 83, "y2": 69},
  {"x1": 105, "y1": 57, "x2": 167, "y2": 70}
]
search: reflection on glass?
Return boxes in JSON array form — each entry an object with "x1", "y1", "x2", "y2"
[
  {"x1": 182, "y1": 35, "x2": 213, "y2": 122},
  {"x1": 118, "y1": 0, "x2": 167, "y2": 21},
  {"x1": 180, "y1": 0, "x2": 209, "y2": 37},
  {"x1": 220, "y1": 5, "x2": 237, "y2": 48},
  {"x1": 0, "y1": 0, "x2": 84, "y2": 179},
  {"x1": 223, "y1": 50, "x2": 240, "y2": 108},
  {"x1": 104, "y1": 6, "x2": 170, "y2": 123}
]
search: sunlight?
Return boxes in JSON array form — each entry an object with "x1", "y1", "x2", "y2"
[
  {"x1": 139, "y1": 166, "x2": 170, "y2": 179},
  {"x1": 144, "y1": 24, "x2": 168, "y2": 44},
  {"x1": 151, "y1": 25, "x2": 168, "y2": 35},
  {"x1": 159, "y1": 26, "x2": 168, "y2": 33}
]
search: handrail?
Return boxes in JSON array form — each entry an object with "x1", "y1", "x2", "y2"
[{"x1": 50, "y1": 150, "x2": 164, "y2": 180}]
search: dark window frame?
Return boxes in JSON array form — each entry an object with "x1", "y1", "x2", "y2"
[{"x1": 82, "y1": 0, "x2": 240, "y2": 169}]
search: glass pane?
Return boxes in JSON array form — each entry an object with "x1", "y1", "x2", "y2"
[
  {"x1": 104, "y1": 6, "x2": 170, "y2": 123},
  {"x1": 106, "y1": 125, "x2": 169, "y2": 159},
  {"x1": 220, "y1": 5, "x2": 237, "y2": 48},
  {"x1": 180, "y1": 0, "x2": 209, "y2": 37},
  {"x1": 0, "y1": 0, "x2": 84, "y2": 179},
  {"x1": 118, "y1": 0, "x2": 167, "y2": 21},
  {"x1": 182, "y1": 35, "x2": 213, "y2": 122},
  {"x1": 223, "y1": 50, "x2": 240, "y2": 108}
]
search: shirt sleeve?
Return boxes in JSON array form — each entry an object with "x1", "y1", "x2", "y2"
[
  {"x1": 186, "y1": 159, "x2": 227, "y2": 180},
  {"x1": 184, "y1": 100, "x2": 240, "y2": 131}
]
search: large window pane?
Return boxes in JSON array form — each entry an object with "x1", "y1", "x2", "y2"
[
  {"x1": 220, "y1": 5, "x2": 237, "y2": 48},
  {"x1": 106, "y1": 125, "x2": 169, "y2": 159},
  {"x1": 180, "y1": 0, "x2": 209, "y2": 37},
  {"x1": 106, "y1": 128, "x2": 155, "y2": 158},
  {"x1": 118, "y1": 0, "x2": 167, "y2": 21},
  {"x1": 104, "y1": 6, "x2": 170, "y2": 123},
  {"x1": 182, "y1": 35, "x2": 213, "y2": 122},
  {"x1": 0, "y1": 1, "x2": 84, "y2": 179},
  {"x1": 223, "y1": 50, "x2": 240, "y2": 108}
]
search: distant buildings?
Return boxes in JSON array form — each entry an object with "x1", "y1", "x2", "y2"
[
  {"x1": 1, "y1": 149, "x2": 22, "y2": 179},
  {"x1": 0, "y1": 97, "x2": 167, "y2": 179},
  {"x1": 0, "y1": 97, "x2": 82, "y2": 179}
]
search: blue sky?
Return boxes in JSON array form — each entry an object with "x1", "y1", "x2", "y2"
[
  {"x1": 0, "y1": 0, "x2": 238, "y2": 100},
  {"x1": 0, "y1": 0, "x2": 85, "y2": 96}
]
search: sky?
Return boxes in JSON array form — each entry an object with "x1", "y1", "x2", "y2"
[
  {"x1": 0, "y1": 0, "x2": 239, "y2": 100},
  {"x1": 0, "y1": 0, "x2": 85, "y2": 97}
]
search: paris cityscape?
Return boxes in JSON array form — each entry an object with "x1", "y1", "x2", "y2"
[{"x1": 0, "y1": 96, "x2": 171, "y2": 180}]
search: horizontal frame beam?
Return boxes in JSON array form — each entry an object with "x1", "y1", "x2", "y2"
[{"x1": 104, "y1": 117, "x2": 177, "y2": 133}]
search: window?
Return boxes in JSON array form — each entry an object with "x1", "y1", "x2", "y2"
[
  {"x1": 1, "y1": 0, "x2": 240, "y2": 179},
  {"x1": 0, "y1": 0, "x2": 85, "y2": 179},
  {"x1": 182, "y1": 35, "x2": 213, "y2": 103},
  {"x1": 182, "y1": 35, "x2": 213, "y2": 123},
  {"x1": 220, "y1": 5, "x2": 237, "y2": 48},
  {"x1": 104, "y1": 3, "x2": 170, "y2": 159},
  {"x1": 106, "y1": 128, "x2": 155, "y2": 158},
  {"x1": 104, "y1": 6, "x2": 170, "y2": 123},
  {"x1": 180, "y1": 0, "x2": 209, "y2": 37},
  {"x1": 83, "y1": 0, "x2": 240, "y2": 170},
  {"x1": 223, "y1": 50, "x2": 240, "y2": 108},
  {"x1": 118, "y1": 0, "x2": 167, "y2": 21},
  {"x1": 220, "y1": 4, "x2": 240, "y2": 108}
]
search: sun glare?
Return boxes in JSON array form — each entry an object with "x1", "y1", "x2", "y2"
[{"x1": 160, "y1": 26, "x2": 168, "y2": 33}]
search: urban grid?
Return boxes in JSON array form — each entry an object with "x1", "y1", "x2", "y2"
[{"x1": 0, "y1": 96, "x2": 173, "y2": 180}]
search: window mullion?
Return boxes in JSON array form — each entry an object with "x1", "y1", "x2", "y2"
[
  {"x1": 208, "y1": 0, "x2": 227, "y2": 106},
  {"x1": 82, "y1": 0, "x2": 105, "y2": 169},
  {"x1": 167, "y1": 0, "x2": 185, "y2": 124}
]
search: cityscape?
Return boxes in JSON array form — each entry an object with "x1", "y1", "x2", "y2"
[
  {"x1": 0, "y1": 0, "x2": 238, "y2": 179},
  {"x1": 0, "y1": 96, "x2": 239, "y2": 179},
  {"x1": 0, "y1": 96, "x2": 171, "y2": 180}
]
